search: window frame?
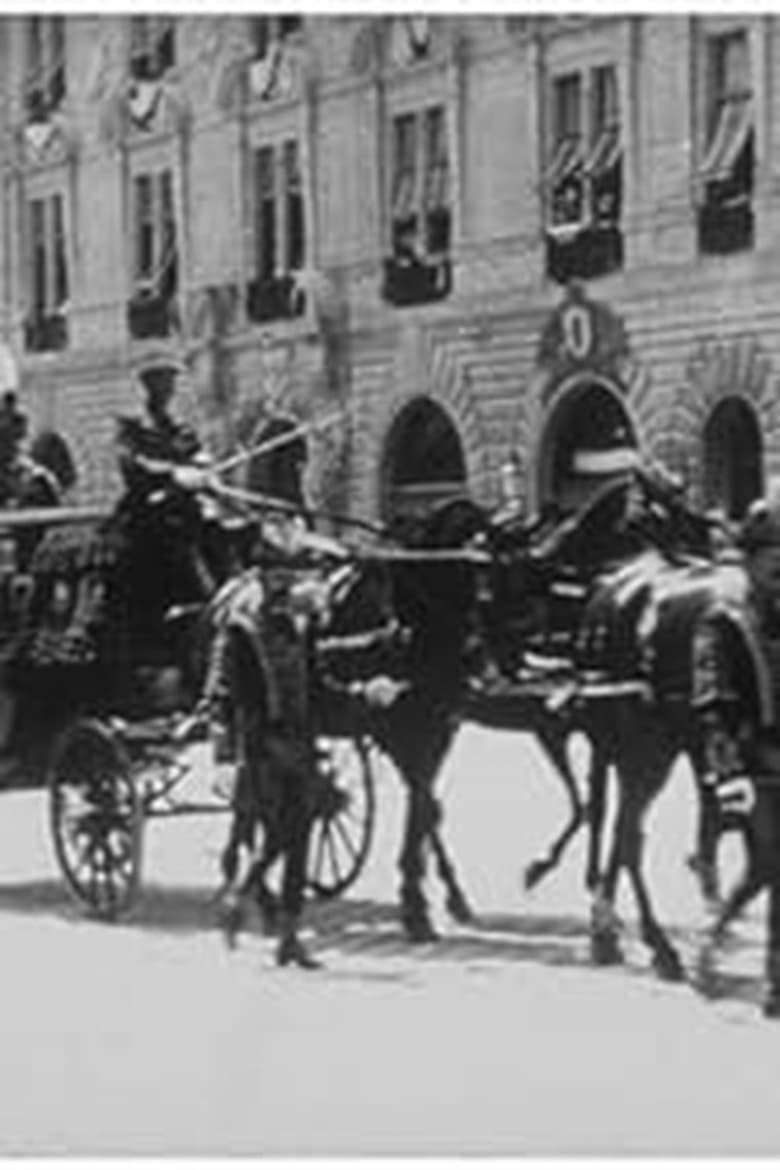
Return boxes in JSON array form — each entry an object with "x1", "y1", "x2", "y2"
[
  {"x1": 546, "y1": 62, "x2": 622, "y2": 235},
  {"x1": 696, "y1": 22, "x2": 755, "y2": 256},
  {"x1": 388, "y1": 103, "x2": 451, "y2": 262},
  {"x1": 23, "y1": 188, "x2": 69, "y2": 353},
  {"x1": 130, "y1": 166, "x2": 178, "y2": 299},
  {"x1": 251, "y1": 136, "x2": 306, "y2": 281}
]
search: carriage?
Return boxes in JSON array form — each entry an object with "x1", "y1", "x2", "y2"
[{"x1": 0, "y1": 496, "x2": 379, "y2": 921}]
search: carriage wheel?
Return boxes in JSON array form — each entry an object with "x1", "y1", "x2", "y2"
[
  {"x1": 307, "y1": 735, "x2": 376, "y2": 899},
  {"x1": 48, "y1": 718, "x2": 143, "y2": 921}
]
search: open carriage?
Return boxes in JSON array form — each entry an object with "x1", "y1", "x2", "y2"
[{"x1": 0, "y1": 499, "x2": 379, "y2": 920}]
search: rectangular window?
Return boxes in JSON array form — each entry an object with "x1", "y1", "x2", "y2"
[
  {"x1": 247, "y1": 139, "x2": 306, "y2": 323},
  {"x1": 385, "y1": 105, "x2": 452, "y2": 306},
  {"x1": 255, "y1": 146, "x2": 277, "y2": 280},
  {"x1": 391, "y1": 113, "x2": 419, "y2": 252},
  {"x1": 30, "y1": 198, "x2": 47, "y2": 315},
  {"x1": 25, "y1": 193, "x2": 68, "y2": 352},
  {"x1": 423, "y1": 107, "x2": 450, "y2": 255},
  {"x1": 545, "y1": 65, "x2": 623, "y2": 282},
  {"x1": 132, "y1": 169, "x2": 177, "y2": 296},
  {"x1": 698, "y1": 29, "x2": 753, "y2": 254},
  {"x1": 128, "y1": 168, "x2": 178, "y2": 339},
  {"x1": 26, "y1": 15, "x2": 66, "y2": 121},
  {"x1": 130, "y1": 16, "x2": 175, "y2": 81},
  {"x1": 547, "y1": 73, "x2": 584, "y2": 226},
  {"x1": 283, "y1": 139, "x2": 304, "y2": 273}
]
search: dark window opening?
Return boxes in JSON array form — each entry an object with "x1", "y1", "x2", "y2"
[
  {"x1": 246, "y1": 140, "x2": 306, "y2": 324},
  {"x1": 545, "y1": 65, "x2": 623, "y2": 284},
  {"x1": 24, "y1": 193, "x2": 68, "y2": 353},
  {"x1": 127, "y1": 168, "x2": 178, "y2": 340},
  {"x1": 384, "y1": 105, "x2": 452, "y2": 307},
  {"x1": 697, "y1": 30, "x2": 754, "y2": 255}
]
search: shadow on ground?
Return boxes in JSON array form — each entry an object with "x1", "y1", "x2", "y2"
[{"x1": 0, "y1": 877, "x2": 767, "y2": 1012}]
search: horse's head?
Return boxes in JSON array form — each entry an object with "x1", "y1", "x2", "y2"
[{"x1": 388, "y1": 498, "x2": 489, "y2": 636}]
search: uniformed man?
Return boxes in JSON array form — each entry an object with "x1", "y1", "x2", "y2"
[
  {"x1": 117, "y1": 361, "x2": 204, "y2": 500},
  {"x1": 692, "y1": 484, "x2": 780, "y2": 1017},
  {"x1": 208, "y1": 518, "x2": 344, "y2": 970},
  {"x1": 116, "y1": 361, "x2": 216, "y2": 605}
]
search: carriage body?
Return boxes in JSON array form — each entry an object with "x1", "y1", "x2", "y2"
[{"x1": 0, "y1": 499, "x2": 384, "y2": 919}]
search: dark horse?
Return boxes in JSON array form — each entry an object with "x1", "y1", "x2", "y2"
[
  {"x1": 569, "y1": 549, "x2": 752, "y2": 980},
  {"x1": 406, "y1": 468, "x2": 724, "y2": 911}
]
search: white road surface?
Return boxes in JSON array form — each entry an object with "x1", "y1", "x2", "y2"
[{"x1": 0, "y1": 723, "x2": 777, "y2": 1156}]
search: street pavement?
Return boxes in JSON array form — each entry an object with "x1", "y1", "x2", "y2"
[{"x1": 0, "y1": 724, "x2": 777, "y2": 1155}]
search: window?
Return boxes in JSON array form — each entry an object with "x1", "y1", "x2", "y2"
[
  {"x1": 25, "y1": 16, "x2": 66, "y2": 123},
  {"x1": 127, "y1": 168, "x2": 178, "y2": 339},
  {"x1": 24, "y1": 193, "x2": 68, "y2": 353},
  {"x1": 545, "y1": 64, "x2": 623, "y2": 283},
  {"x1": 697, "y1": 29, "x2": 754, "y2": 255},
  {"x1": 130, "y1": 16, "x2": 175, "y2": 82},
  {"x1": 246, "y1": 140, "x2": 306, "y2": 324},
  {"x1": 384, "y1": 105, "x2": 452, "y2": 307}
]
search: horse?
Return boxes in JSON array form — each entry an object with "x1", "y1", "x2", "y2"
[
  {"x1": 569, "y1": 550, "x2": 753, "y2": 980},
  {"x1": 408, "y1": 468, "x2": 725, "y2": 908}
]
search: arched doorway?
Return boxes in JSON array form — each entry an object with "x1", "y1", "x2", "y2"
[
  {"x1": 537, "y1": 376, "x2": 636, "y2": 514},
  {"x1": 703, "y1": 396, "x2": 763, "y2": 520},
  {"x1": 381, "y1": 396, "x2": 467, "y2": 525}
]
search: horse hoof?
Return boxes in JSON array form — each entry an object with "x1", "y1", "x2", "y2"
[
  {"x1": 524, "y1": 860, "x2": 550, "y2": 891},
  {"x1": 446, "y1": 892, "x2": 475, "y2": 925},
  {"x1": 277, "y1": 935, "x2": 322, "y2": 970},
  {"x1": 653, "y1": 947, "x2": 685, "y2": 983},
  {"x1": 591, "y1": 931, "x2": 623, "y2": 967}
]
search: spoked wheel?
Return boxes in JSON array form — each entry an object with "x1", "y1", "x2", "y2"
[
  {"x1": 48, "y1": 718, "x2": 143, "y2": 920},
  {"x1": 307, "y1": 735, "x2": 376, "y2": 899}
]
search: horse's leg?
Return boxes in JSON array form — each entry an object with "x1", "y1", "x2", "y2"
[
  {"x1": 687, "y1": 769, "x2": 722, "y2": 905},
  {"x1": 615, "y1": 737, "x2": 685, "y2": 981},
  {"x1": 428, "y1": 824, "x2": 474, "y2": 925},
  {"x1": 386, "y1": 699, "x2": 458, "y2": 943},
  {"x1": 585, "y1": 738, "x2": 611, "y2": 893},
  {"x1": 590, "y1": 811, "x2": 625, "y2": 966},
  {"x1": 524, "y1": 720, "x2": 587, "y2": 891},
  {"x1": 398, "y1": 780, "x2": 439, "y2": 942}
]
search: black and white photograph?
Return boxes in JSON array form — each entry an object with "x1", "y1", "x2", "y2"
[{"x1": 0, "y1": 0, "x2": 779, "y2": 1157}]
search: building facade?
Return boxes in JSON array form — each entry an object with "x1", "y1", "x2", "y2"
[{"x1": 0, "y1": 13, "x2": 777, "y2": 522}]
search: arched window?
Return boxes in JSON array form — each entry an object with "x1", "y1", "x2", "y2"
[{"x1": 703, "y1": 396, "x2": 763, "y2": 520}]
